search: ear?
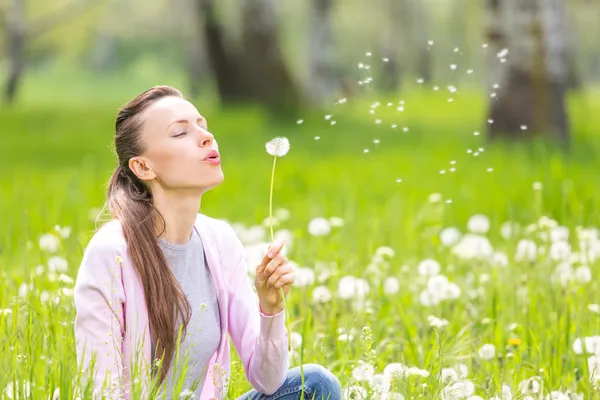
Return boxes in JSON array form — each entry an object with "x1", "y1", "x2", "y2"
[{"x1": 129, "y1": 156, "x2": 157, "y2": 182}]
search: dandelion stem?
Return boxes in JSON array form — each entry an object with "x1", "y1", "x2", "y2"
[{"x1": 268, "y1": 155, "x2": 292, "y2": 351}]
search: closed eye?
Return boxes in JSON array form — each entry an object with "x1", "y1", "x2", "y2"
[{"x1": 174, "y1": 132, "x2": 187, "y2": 137}]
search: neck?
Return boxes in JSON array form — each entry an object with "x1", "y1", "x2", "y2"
[{"x1": 152, "y1": 189, "x2": 202, "y2": 245}]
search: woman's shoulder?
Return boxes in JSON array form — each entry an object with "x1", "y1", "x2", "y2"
[{"x1": 84, "y1": 218, "x2": 128, "y2": 255}]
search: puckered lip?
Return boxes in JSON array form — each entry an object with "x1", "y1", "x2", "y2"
[{"x1": 204, "y1": 150, "x2": 220, "y2": 160}]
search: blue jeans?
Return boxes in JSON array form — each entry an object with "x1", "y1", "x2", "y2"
[{"x1": 236, "y1": 364, "x2": 342, "y2": 400}]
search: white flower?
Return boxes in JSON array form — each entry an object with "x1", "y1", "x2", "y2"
[
  {"x1": 452, "y1": 234, "x2": 493, "y2": 260},
  {"x1": 405, "y1": 367, "x2": 429, "y2": 377},
  {"x1": 383, "y1": 363, "x2": 407, "y2": 380},
  {"x1": 54, "y1": 225, "x2": 72, "y2": 239},
  {"x1": 370, "y1": 374, "x2": 391, "y2": 395},
  {"x1": 447, "y1": 380, "x2": 475, "y2": 398},
  {"x1": 376, "y1": 246, "x2": 395, "y2": 258},
  {"x1": 352, "y1": 361, "x2": 375, "y2": 381},
  {"x1": 550, "y1": 241, "x2": 571, "y2": 261},
  {"x1": 294, "y1": 267, "x2": 315, "y2": 287},
  {"x1": 39, "y1": 233, "x2": 60, "y2": 253},
  {"x1": 312, "y1": 286, "x2": 332, "y2": 303},
  {"x1": 419, "y1": 289, "x2": 440, "y2": 307},
  {"x1": 52, "y1": 388, "x2": 60, "y2": 400},
  {"x1": 500, "y1": 221, "x2": 519, "y2": 240},
  {"x1": 440, "y1": 227, "x2": 461, "y2": 247},
  {"x1": 585, "y1": 336, "x2": 600, "y2": 354},
  {"x1": 418, "y1": 259, "x2": 440, "y2": 276},
  {"x1": 518, "y1": 376, "x2": 541, "y2": 394},
  {"x1": 454, "y1": 363, "x2": 469, "y2": 378},
  {"x1": 574, "y1": 266, "x2": 592, "y2": 283},
  {"x1": 478, "y1": 343, "x2": 496, "y2": 360},
  {"x1": 491, "y1": 252, "x2": 508, "y2": 267},
  {"x1": 48, "y1": 256, "x2": 68, "y2": 273},
  {"x1": 427, "y1": 315, "x2": 449, "y2": 329},
  {"x1": 550, "y1": 226, "x2": 569, "y2": 242},
  {"x1": 265, "y1": 137, "x2": 290, "y2": 157},
  {"x1": 338, "y1": 276, "x2": 370, "y2": 300},
  {"x1": 308, "y1": 218, "x2": 331, "y2": 236},
  {"x1": 467, "y1": 214, "x2": 490, "y2": 234},
  {"x1": 501, "y1": 384, "x2": 512, "y2": 399},
  {"x1": 383, "y1": 277, "x2": 400, "y2": 295},
  {"x1": 427, "y1": 275, "x2": 449, "y2": 293},
  {"x1": 515, "y1": 239, "x2": 537, "y2": 262}
]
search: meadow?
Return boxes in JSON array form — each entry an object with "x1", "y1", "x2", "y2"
[{"x1": 1, "y1": 70, "x2": 600, "y2": 399}]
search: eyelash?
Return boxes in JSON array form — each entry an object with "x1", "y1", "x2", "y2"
[{"x1": 174, "y1": 132, "x2": 187, "y2": 137}]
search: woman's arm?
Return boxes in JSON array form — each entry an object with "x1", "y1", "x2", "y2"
[
  {"x1": 224, "y1": 226, "x2": 289, "y2": 395},
  {"x1": 73, "y1": 233, "x2": 127, "y2": 399}
]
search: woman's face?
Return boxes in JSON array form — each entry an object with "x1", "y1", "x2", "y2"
[{"x1": 131, "y1": 96, "x2": 224, "y2": 193}]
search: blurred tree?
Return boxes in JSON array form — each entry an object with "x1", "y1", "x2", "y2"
[
  {"x1": 307, "y1": 0, "x2": 338, "y2": 105},
  {"x1": 377, "y1": 0, "x2": 406, "y2": 93},
  {"x1": 2, "y1": 0, "x2": 100, "y2": 104},
  {"x1": 239, "y1": 0, "x2": 301, "y2": 112},
  {"x1": 486, "y1": 0, "x2": 570, "y2": 142},
  {"x1": 198, "y1": 0, "x2": 251, "y2": 103}
]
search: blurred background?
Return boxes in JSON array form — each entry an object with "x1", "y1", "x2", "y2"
[{"x1": 2, "y1": 1, "x2": 600, "y2": 397}]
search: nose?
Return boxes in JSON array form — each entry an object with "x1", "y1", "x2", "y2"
[{"x1": 197, "y1": 127, "x2": 214, "y2": 148}]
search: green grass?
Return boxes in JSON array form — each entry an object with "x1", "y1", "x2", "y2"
[{"x1": 1, "y1": 80, "x2": 600, "y2": 399}]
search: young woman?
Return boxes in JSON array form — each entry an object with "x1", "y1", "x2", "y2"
[{"x1": 73, "y1": 86, "x2": 342, "y2": 400}]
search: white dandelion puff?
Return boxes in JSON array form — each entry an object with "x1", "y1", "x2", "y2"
[{"x1": 265, "y1": 137, "x2": 290, "y2": 157}]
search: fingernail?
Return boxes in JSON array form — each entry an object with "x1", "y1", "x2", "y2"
[{"x1": 267, "y1": 252, "x2": 273, "y2": 258}]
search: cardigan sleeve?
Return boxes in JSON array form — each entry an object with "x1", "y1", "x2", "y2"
[
  {"x1": 224, "y1": 225, "x2": 289, "y2": 395},
  {"x1": 73, "y1": 233, "x2": 127, "y2": 399}
]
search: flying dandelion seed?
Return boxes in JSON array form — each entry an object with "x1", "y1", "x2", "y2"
[
  {"x1": 454, "y1": 47, "x2": 460, "y2": 53},
  {"x1": 433, "y1": 86, "x2": 440, "y2": 91},
  {"x1": 364, "y1": 149, "x2": 369, "y2": 153},
  {"x1": 467, "y1": 69, "x2": 474, "y2": 74},
  {"x1": 450, "y1": 64, "x2": 457, "y2": 70},
  {"x1": 336, "y1": 98, "x2": 347, "y2": 104},
  {"x1": 374, "y1": 139, "x2": 380, "y2": 144},
  {"x1": 474, "y1": 152, "x2": 480, "y2": 156},
  {"x1": 446, "y1": 199, "x2": 453, "y2": 204},
  {"x1": 450, "y1": 167, "x2": 456, "y2": 172},
  {"x1": 369, "y1": 110, "x2": 375, "y2": 114},
  {"x1": 487, "y1": 168, "x2": 494, "y2": 172},
  {"x1": 391, "y1": 124, "x2": 398, "y2": 129},
  {"x1": 314, "y1": 136, "x2": 320, "y2": 140},
  {"x1": 474, "y1": 131, "x2": 480, "y2": 136},
  {"x1": 375, "y1": 119, "x2": 382, "y2": 124},
  {"x1": 296, "y1": 119, "x2": 304, "y2": 125},
  {"x1": 358, "y1": 63, "x2": 365, "y2": 69},
  {"x1": 448, "y1": 85, "x2": 458, "y2": 93},
  {"x1": 403, "y1": 127, "x2": 409, "y2": 132},
  {"x1": 482, "y1": 43, "x2": 489, "y2": 48},
  {"x1": 497, "y1": 48, "x2": 509, "y2": 58},
  {"x1": 428, "y1": 40, "x2": 434, "y2": 46},
  {"x1": 488, "y1": 119, "x2": 494, "y2": 124},
  {"x1": 440, "y1": 170, "x2": 446, "y2": 174},
  {"x1": 396, "y1": 178, "x2": 402, "y2": 183},
  {"x1": 397, "y1": 106, "x2": 404, "y2": 112},
  {"x1": 366, "y1": 52, "x2": 372, "y2": 57},
  {"x1": 325, "y1": 114, "x2": 333, "y2": 120},
  {"x1": 330, "y1": 121, "x2": 336, "y2": 125},
  {"x1": 382, "y1": 57, "x2": 389, "y2": 62},
  {"x1": 417, "y1": 78, "x2": 424, "y2": 84},
  {"x1": 448, "y1": 98, "x2": 454, "y2": 102},
  {"x1": 387, "y1": 102, "x2": 393, "y2": 106},
  {"x1": 478, "y1": 147, "x2": 485, "y2": 152},
  {"x1": 521, "y1": 125, "x2": 528, "y2": 130},
  {"x1": 493, "y1": 83, "x2": 500, "y2": 89},
  {"x1": 491, "y1": 92, "x2": 497, "y2": 98},
  {"x1": 467, "y1": 149, "x2": 473, "y2": 153},
  {"x1": 450, "y1": 160, "x2": 456, "y2": 165}
]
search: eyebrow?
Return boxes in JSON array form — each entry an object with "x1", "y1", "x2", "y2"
[{"x1": 168, "y1": 117, "x2": 206, "y2": 128}]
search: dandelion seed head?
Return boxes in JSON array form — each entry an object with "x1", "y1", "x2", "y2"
[{"x1": 265, "y1": 137, "x2": 290, "y2": 157}]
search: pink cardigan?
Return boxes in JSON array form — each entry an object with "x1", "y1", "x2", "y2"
[{"x1": 73, "y1": 214, "x2": 289, "y2": 399}]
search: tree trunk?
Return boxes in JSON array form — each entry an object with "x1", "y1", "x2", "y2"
[
  {"x1": 4, "y1": 0, "x2": 25, "y2": 104},
  {"x1": 377, "y1": 0, "x2": 406, "y2": 93},
  {"x1": 240, "y1": 0, "x2": 301, "y2": 113},
  {"x1": 307, "y1": 0, "x2": 337, "y2": 105},
  {"x1": 197, "y1": 0, "x2": 251, "y2": 103},
  {"x1": 486, "y1": 0, "x2": 570, "y2": 142}
]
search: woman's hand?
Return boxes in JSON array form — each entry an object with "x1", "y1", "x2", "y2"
[{"x1": 254, "y1": 240, "x2": 295, "y2": 315}]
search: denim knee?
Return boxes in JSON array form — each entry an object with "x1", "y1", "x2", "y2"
[{"x1": 302, "y1": 364, "x2": 342, "y2": 399}]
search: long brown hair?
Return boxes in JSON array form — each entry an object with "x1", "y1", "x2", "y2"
[{"x1": 105, "y1": 86, "x2": 191, "y2": 384}]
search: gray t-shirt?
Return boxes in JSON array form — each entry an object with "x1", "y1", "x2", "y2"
[{"x1": 153, "y1": 227, "x2": 221, "y2": 399}]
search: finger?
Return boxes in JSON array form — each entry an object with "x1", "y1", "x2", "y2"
[
  {"x1": 266, "y1": 265, "x2": 293, "y2": 288},
  {"x1": 273, "y1": 272, "x2": 295, "y2": 289},
  {"x1": 262, "y1": 253, "x2": 287, "y2": 278},
  {"x1": 258, "y1": 241, "x2": 286, "y2": 273}
]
